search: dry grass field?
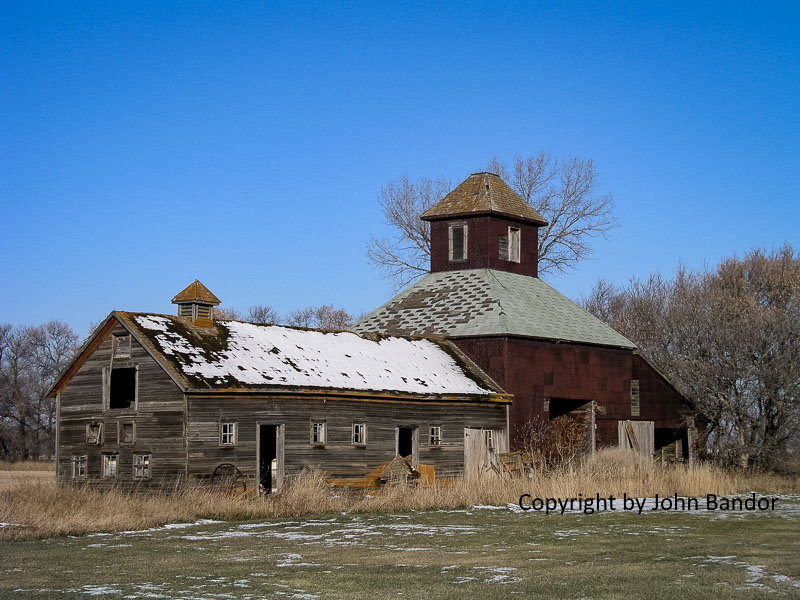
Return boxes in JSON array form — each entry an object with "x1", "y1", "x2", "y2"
[{"x1": 1, "y1": 449, "x2": 797, "y2": 540}]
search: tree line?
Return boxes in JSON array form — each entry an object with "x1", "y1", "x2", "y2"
[{"x1": 583, "y1": 245, "x2": 800, "y2": 471}]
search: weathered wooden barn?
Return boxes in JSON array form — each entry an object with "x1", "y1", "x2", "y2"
[
  {"x1": 353, "y1": 172, "x2": 695, "y2": 461},
  {"x1": 49, "y1": 281, "x2": 510, "y2": 491}
]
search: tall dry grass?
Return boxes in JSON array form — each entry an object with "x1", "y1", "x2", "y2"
[
  {"x1": 1, "y1": 449, "x2": 797, "y2": 540},
  {"x1": 0, "y1": 460, "x2": 55, "y2": 472}
]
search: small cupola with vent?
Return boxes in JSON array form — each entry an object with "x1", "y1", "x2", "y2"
[{"x1": 172, "y1": 280, "x2": 221, "y2": 327}]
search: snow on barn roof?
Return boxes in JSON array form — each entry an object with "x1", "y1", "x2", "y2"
[{"x1": 118, "y1": 312, "x2": 502, "y2": 397}]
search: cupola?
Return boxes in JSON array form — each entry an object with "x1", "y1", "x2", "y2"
[
  {"x1": 421, "y1": 172, "x2": 548, "y2": 277},
  {"x1": 172, "y1": 280, "x2": 221, "y2": 327}
]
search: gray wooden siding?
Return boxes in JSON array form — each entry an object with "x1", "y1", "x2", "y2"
[
  {"x1": 57, "y1": 322, "x2": 186, "y2": 490},
  {"x1": 186, "y1": 395, "x2": 508, "y2": 485}
]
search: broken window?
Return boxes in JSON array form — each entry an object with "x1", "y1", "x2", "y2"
[
  {"x1": 630, "y1": 379, "x2": 640, "y2": 417},
  {"x1": 107, "y1": 367, "x2": 137, "y2": 409},
  {"x1": 86, "y1": 421, "x2": 103, "y2": 445},
  {"x1": 449, "y1": 223, "x2": 467, "y2": 262},
  {"x1": 220, "y1": 422, "x2": 237, "y2": 446},
  {"x1": 499, "y1": 227, "x2": 521, "y2": 262},
  {"x1": 133, "y1": 454, "x2": 151, "y2": 478},
  {"x1": 102, "y1": 454, "x2": 118, "y2": 478},
  {"x1": 429, "y1": 426, "x2": 442, "y2": 447},
  {"x1": 352, "y1": 423, "x2": 366, "y2": 445},
  {"x1": 311, "y1": 421, "x2": 326, "y2": 445},
  {"x1": 113, "y1": 334, "x2": 131, "y2": 358},
  {"x1": 71, "y1": 455, "x2": 87, "y2": 479},
  {"x1": 119, "y1": 422, "x2": 135, "y2": 445}
]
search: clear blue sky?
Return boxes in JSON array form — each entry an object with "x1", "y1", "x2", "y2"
[{"x1": 2, "y1": 1, "x2": 798, "y2": 337}]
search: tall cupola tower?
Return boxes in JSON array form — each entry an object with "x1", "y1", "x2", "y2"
[
  {"x1": 172, "y1": 280, "x2": 221, "y2": 327},
  {"x1": 421, "y1": 172, "x2": 548, "y2": 277}
]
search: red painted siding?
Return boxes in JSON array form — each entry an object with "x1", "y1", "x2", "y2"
[{"x1": 429, "y1": 216, "x2": 539, "y2": 276}]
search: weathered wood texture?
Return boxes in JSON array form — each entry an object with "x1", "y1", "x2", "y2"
[
  {"x1": 185, "y1": 395, "x2": 508, "y2": 485},
  {"x1": 453, "y1": 336, "x2": 694, "y2": 451},
  {"x1": 57, "y1": 322, "x2": 186, "y2": 490}
]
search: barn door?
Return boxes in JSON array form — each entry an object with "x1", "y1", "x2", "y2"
[
  {"x1": 258, "y1": 423, "x2": 284, "y2": 494},
  {"x1": 618, "y1": 420, "x2": 654, "y2": 457},
  {"x1": 464, "y1": 427, "x2": 506, "y2": 478}
]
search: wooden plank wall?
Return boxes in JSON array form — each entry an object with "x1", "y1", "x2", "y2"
[
  {"x1": 185, "y1": 395, "x2": 508, "y2": 485},
  {"x1": 57, "y1": 322, "x2": 186, "y2": 490}
]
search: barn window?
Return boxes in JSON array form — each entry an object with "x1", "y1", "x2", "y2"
[
  {"x1": 429, "y1": 426, "x2": 442, "y2": 447},
  {"x1": 107, "y1": 367, "x2": 137, "y2": 410},
  {"x1": 102, "y1": 454, "x2": 118, "y2": 478},
  {"x1": 119, "y1": 422, "x2": 135, "y2": 445},
  {"x1": 113, "y1": 334, "x2": 131, "y2": 358},
  {"x1": 133, "y1": 454, "x2": 151, "y2": 479},
  {"x1": 311, "y1": 421, "x2": 326, "y2": 445},
  {"x1": 220, "y1": 422, "x2": 237, "y2": 446},
  {"x1": 71, "y1": 455, "x2": 87, "y2": 479},
  {"x1": 630, "y1": 379, "x2": 640, "y2": 417},
  {"x1": 484, "y1": 429, "x2": 495, "y2": 450},
  {"x1": 352, "y1": 423, "x2": 366, "y2": 446},
  {"x1": 499, "y1": 227, "x2": 521, "y2": 262},
  {"x1": 448, "y1": 222, "x2": 467, "y2": 262},
  {"x1": 86, "y1": 421, "x2": 103, "y2": 445}
]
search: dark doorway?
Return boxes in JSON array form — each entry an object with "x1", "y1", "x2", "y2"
[
  {"x1": 397, "y1": 427, "x2": 415, "y2": 459},
  {"x1": 259, "y1": 425, "x2": 278, "y2": 494},
  {"x1": 109, "y1": 367, "x2": 136, "y2": 409}
]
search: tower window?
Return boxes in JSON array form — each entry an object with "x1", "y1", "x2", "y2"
[
  {"x1": 499, "y1": 227, "x2": 521, "y2": 262},
  {"x1": 449, "y1": 222, "x2": 467, "y2": 262}
]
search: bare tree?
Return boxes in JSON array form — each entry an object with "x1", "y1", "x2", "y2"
[
  {"x1": 287, "y1": 305, "x2": 354, "y2": 331},
  {"x1": 0, "y1": 321, "x2": 78, "y2": 460},
  {"x1": 213, "y1": 307, "x2": 241, "y2": 320},
  {"x1": 367, "y1": 154, "x2": 616, "y2": 288},
  {"x1": 366, "y1": 176, "x2": 450, "y2": 288},
  {"x1": 247, "y1": 305, "x2": 279, "y2": 324},
  {"x1": 583, "y1": 246, "x2": 800, "y2": 470}
]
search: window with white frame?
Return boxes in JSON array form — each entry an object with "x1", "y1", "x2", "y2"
[
  {"x1": 352, "y1": 423, "x2": 366, "y2": 445},
  {"x1": 86, "y1": 421, "x2": 103, "y2": 445},
  {"x1": 102, "y1": 454, "x2": 118, "y2": 478},
  {"x1": 448, "y1": 222, "x2": 467, "y2": 262},
  {"x1": 499, "y1": 227, "x2": 521, "y2": 262},
  {"x1": 220, "y1": 422, "x2": 237, "y2": 446},
  {"x1": 113, "y1": 333, "x2": 131, "y2": 358},
  {"x1": 484, "y1": 429, "x2": 495, "y2": 450},
  {"x1": 133, "y1": 454, "x2": 151, "y2": 479},
  {"x1": 429, "y1": 426, "x2": 442, "y2": 447},
  {"x1": 72, "y1": 455, "x2": 87, "y2": 479},
  {"x1": 311, "y1": 421, "x2": 326, "y2": 445}
]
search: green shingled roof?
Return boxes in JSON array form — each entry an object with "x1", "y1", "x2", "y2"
[{"x1": 353, "y1": 269, "x2": 635, "y2": 349}]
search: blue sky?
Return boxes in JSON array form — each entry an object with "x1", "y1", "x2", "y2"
[{"x1": 2, "y1": 1, "x2": 798, "y2": 337}]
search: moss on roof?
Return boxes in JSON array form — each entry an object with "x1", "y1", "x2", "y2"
[
  {"x1": 421, "y1": 172, "x2": 548, "y2": 225},
  {"x1": 171, "y1": 280, "x2": 221, "y2": 305},
  {"x1": 352, "y1": 269, "x2": 635, "y2": 349}
]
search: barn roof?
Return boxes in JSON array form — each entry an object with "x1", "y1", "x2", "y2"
[
  {"x1": 352, "y1": 269, "x2": 636, "y2": 349},
  {"x1": 110, "y1": 312, "x2": 504, "y2": 397},
  {"x1": 420, "y1": 172, "x2": 548, "y2": 225}
]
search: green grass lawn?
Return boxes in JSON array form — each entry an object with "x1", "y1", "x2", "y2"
[{"x1": 2, "y1": 496, "x2": 800, "y2": 599}]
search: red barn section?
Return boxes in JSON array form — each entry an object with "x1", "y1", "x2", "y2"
[{"x1": 355, "y1": 172, "x2": 694, "y2": 460}]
